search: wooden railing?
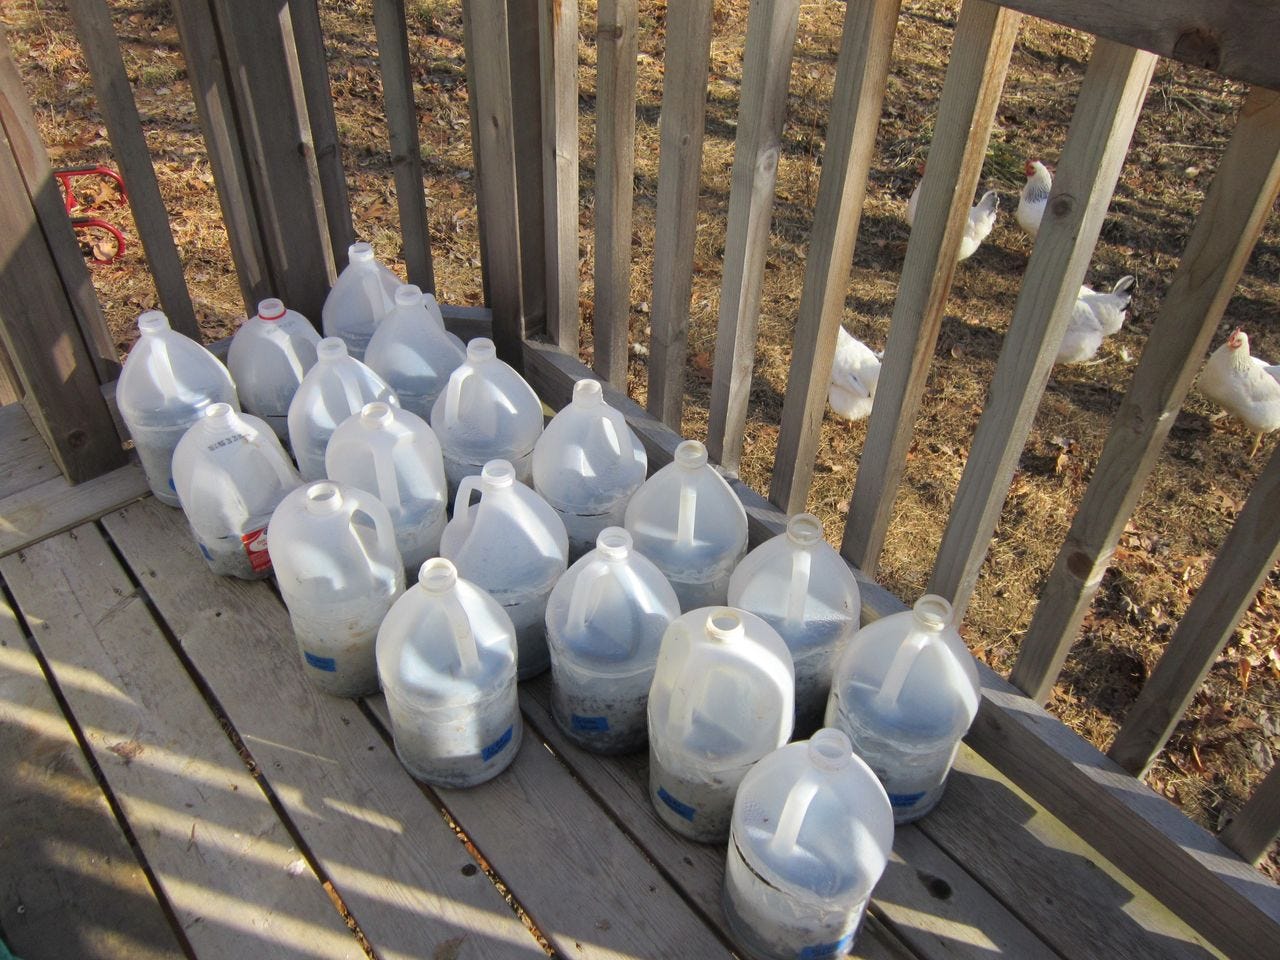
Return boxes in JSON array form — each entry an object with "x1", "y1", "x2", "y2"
[{"x1": 0, "y1": 1, "x2": 1277, "y2": 956}]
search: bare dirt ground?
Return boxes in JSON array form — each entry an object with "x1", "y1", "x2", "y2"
[{"x1": 4, "y1": 0, "x2": 1276, "y2": 875}]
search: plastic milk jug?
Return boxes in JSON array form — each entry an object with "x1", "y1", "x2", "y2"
[
  {"x1": 226, "y1": 298, "x2": 321, "y2": 444},
  {"x1": 377, "y1": 558, "x2": 521, "y2": 787},
  {"x1": 440, "y1": 460, "x2": 568, "y2": 680},
  {"x1": 364, "y1": 285, "x2": 466, "y2": 420},
  {"x1": 325, "y1": 401, "x2": 448, "y2": 578},
  {"x1": 430, "y1": 338, "x2": 543, "y2": 491},
  {"x1": 171, "y1": 403, "x2": 301, "y2": 579},
  {"x1": 624, "y1": 440, "x2": 747, "y2": 611},
  {"x1": 728, "y1": 514, "x2": 861, "y2": 735},
  {"x1": 825, "y1": 595, "x2": 980, "y2": 823},
  {"x1": 532, "y1": 379, "x2": 648, "y2": 560},
  {"x1": 724, "y1": 728, "x2": 893, "y2": 960},
  {"x1": 647, "y1": 607, "x2": 794, "y2": 842},
  {"x1": 321, "y1": 241, "x2": 400, "y2": 360},
  {"x1": 116, "y1": 310, "x2": 238, "y2": 506},
  {"x1": 544, "y1": 527, "x2": 680, "y2": 754},
  {"x1": 287, "y1": 337, "x2": 398, "y2": 481},
  {"x1": 267, "y1": 481, "x2": 404, "y2": 697}
]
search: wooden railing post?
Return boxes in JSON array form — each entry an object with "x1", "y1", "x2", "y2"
[
  {"x1": 508, "y1": 0, "x2": 548, "y2": 344},
  {"x1": 840, "y1": 0, "x2": 1020, "y2": 570},
  {"x1": 0, "y1": 30, "x2": 126, "y2": 481},
  {"x1": 1221, "y1": 764, "x2": 1280, "y2": 866},
  {"x1": 926, "y1": 39, "x2": 1156, "y2": 618},
  {"x1": 1011, "y1": 86, "x2": 1280, "y2": 703},
  {"x1": 540, "y1": 0, "x2": 580, "y2": 353},
  {"x1": 707, "y1": 0, "x2": 802, "y2": 475},
  {"x1": 592, "y1": 0, "x2": 639, "y2": 388},
  {"x1": 646, "y1": 0, "x2": 715, "y2": 432},
  {"x1": 767, "y1": 0, "x2": 901, "y2": 511}
]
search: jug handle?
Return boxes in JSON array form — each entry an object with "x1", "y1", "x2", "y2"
[
  {"x1": 441, "y1": 589, "x2": 481, "y2": 674},
  {"x1": 720, "y1": 636, "x2": 795, "y2": 746},
  {"x1": 347, "y1": 495, "x2": 397, "y2": 575},
  {"x1": 371, "y1": 435, "x2": 403, "y2": 513},
  {"x1": 359, "y1": 262, "x2": 389, "y2": 318},
  {"x1": 566, "y1": 559, "x2": 611, "y2": 635},
  {"x1": 451, "y1": 473, "x2": 484, "y2": 525},
  {"x1": 873, "y1": 632, "x2": 934, "y2": 711},
  {"x1": 261, "y1": 435, "x2": 301, "y2": 491},
  {"x1": 768, "y1": 772, "x2": 820, "y2": 858},
  {"x1": 676, "y1": 475, "x2": 697, "y2": 547},
  {"x1": 334, "y1": 364, "x2": 365, "y2": 416},
  {"x1": 599, "y1": 409, "x2": 625, "y2": 458},
  {"x1": 444, "y1": 364, "x2": 474, "y2": 429},
  {"x1": 785, "y1": 546, "x2": 812, "y2": 627},
  {"x1": 150, "y1": 338, "x2": 182, "y2": 399}
]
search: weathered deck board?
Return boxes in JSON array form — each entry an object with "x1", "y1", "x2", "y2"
[
  {"x1": 0, "y1": 588, "x2": 185, "y2": 960},
  {"x1": 102, "y1": 499, "x2": 545, "y2": 960},
  {"x1": 0, "y1": 402, "x2": 55, "y2": 499},
  {"x1": 0, "y1": 459, "x2": 149, "y2": 559},
  {"x1": 919, "y1": 749, "x2": 1221, "y2": 960},
  {"x1": 0, "y1": 527, "x2": 361, "y2": 959},
  {"x1": 518, "y1": 675, "x2": 1056, "y2": 960},
  {"x1": 364, "y1": 695, "x2": 737, "y2": 960}
]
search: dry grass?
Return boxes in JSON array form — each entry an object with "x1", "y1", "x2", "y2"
[{"x1": 4, "y1": 0, "x2": 1276, "y2": 875}]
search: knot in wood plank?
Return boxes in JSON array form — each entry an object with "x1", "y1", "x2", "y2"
[{"x1": 1173, "y1": 27, "x2": 1222, "y2": 72}]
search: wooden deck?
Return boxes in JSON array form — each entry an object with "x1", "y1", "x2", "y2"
[{"x1": 0, "y1": 400, "x2": 1228, "y2": 960}]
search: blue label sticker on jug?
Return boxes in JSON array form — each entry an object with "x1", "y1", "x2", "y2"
[
  {"x1": 798, "y1": 932, "x2": 854, "y2": 959},
  {"x1": 657, "y1": 786, "x2": 696, "y2": 822},
  {"x1": 304, "y1": 652, "x2": 337, "y2": 672},
  {"x1": 481, "y1": 725, "x2": 514, "y2": 761},
  {"x1": 570, "y1": 714, "x2": 609, "y2": 732},
  {"x1": 888, "y1": 790, "x2": 926, "y2": 809}
]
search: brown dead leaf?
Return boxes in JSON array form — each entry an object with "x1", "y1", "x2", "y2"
[
  {"x1": 108, "y1": 740, "x2": 144, "y2": 764},
  {"x1": 1238, "y1": 658, "x2": 1251, "y2": 692},
  {"x1": 1190, "y1": 743, "x2": 1206, "y2": 773},
  {"x1": 690, "y1": 351, "x2": 713, "y2": 382}
]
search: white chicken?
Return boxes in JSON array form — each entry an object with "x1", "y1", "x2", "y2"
[
  {"x1": 1198, "y1": 328, "x2": 1280, "y2": 457},
  {"x1": 1055, "y1": 276, "x2": 1136, "y2": 365},
  {"x1": 827, "y1": 326, "x2": 882, "y2": 422},
  {"x1": 1016, "y1": 159, "x2": 1053, "y2": 239},
  {"x1": 905, "y1": 165, "x2": 999, "y2": 261},
  {"x1": 1077, "y1": 275, "x2": 1135, "y2": 336}
]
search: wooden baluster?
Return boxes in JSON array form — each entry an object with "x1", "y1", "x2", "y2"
[
  {"x1": 1012, "y1": 86, "x2": 1280, "y2": 703},
  {"x1": 706, "y1": 0, "x2": 802, "y2": 475},
  {"x1": 540, "y1": 0, "x2": 580, "y2": 352},
  {"x1": 927, "y1": 39, "x2": 1157, "y2": 618},
  {"x1": 767, "y1": 0, "x2": 901, "y2": 511}
]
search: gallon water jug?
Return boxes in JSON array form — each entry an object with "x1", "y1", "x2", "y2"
[
  {"x1": 532, "y1": 379, "x2": 648, "y2": 560},
  {"x1": 226, "y1": 298, "x2": 321, "y2": 444},
  {"x1": 624, "y1": 440, "x2": 747, "y2": 611},
  {"x1": 647, "y1": 607, "x2": 794, "y2": 842},
  {"x1": 724, "y1": 728, "x2": 893, "y2": 960},
  {"x1": 287, "y1": 337, "x2": 399, "y2": 481},
  {"x1": 440, "y1": 460, "x2": 568, "y2": 680},
  {"x1": 325, "y1": 401, "x2": 448, "y2": 579},
  {"x1": 268, "y1": 481, "x2": 404, "y2": 697},
  {"x1": 116, "y1": 310, "x2": 238, "y2": 506},
  {"x1": 824, "y1": 594, "x2": 980, "y2": 823},
  {"x1": 544, "y1": 527, "x2": 680, "y2": 754},
  {"x1": 171, "y1": 403, "x2": 302, "y2": 579},
  {"x1": 364, "y1": 285, "x2": 466, "y2": 420},
  {"x1": 321, "y1": 241, "x2": 400, "y2": 359},
  {"x1": 377, "y1": 558, "x2": 521, "y2": 787},
  {"x1": 728, "y1": 514, "x2": 861, "y2": 735},
  {"x1": 430, "y1": 338, "x2": 543, "y2": 491}
]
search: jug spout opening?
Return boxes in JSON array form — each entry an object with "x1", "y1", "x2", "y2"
[
  {"x1": 913, "y1": 595, "x2": 953, "y2": 631},
  {"x1": 257, "y1": 298, "x2": 286, "y2": 321},
  {"x1": 785, "y1": 513, "x2": 825, "y2": 548},
  {"x1": 807, "y1": 728, "x2": 853, "y2": 771},
  {"x1": 137, "y1": 310, "x2": 170, "y2": 335},
  {"x1": 418, "y1": 558, "x2": 459, "y2": 594},
  {"x1": 348, "y1": 241, "x2": 375, "y2": 263},
  {"x1": 394, "y1": 284, "x2": 422, "y2": 307},
  {"x1": 596, "y1": 527, "x2": 632, "y2": 561},
  {"x1": 705, "y1": 609, "x2": 745, "y2": 644},
  {"x1": 360, "y1": 401, "x2": 396, "y2": 430},
  {"x1": 304, "y1": 482, "x2": 344, "y2": 516},
  {"x1": 203, "y1": 402, "x2": 236, "y2": 427},
  {"x1": 674, "y1": 439, "x2": 707, "y2": 469},
  {"x1": 572, "y1": 379, "x2": 605, "y2": 407},
  {"x1": 480, "y1": 459, "x2": 516, "y2": 489},
  {"x1": 467, "y1": 338, "x2": 497, "y2": 363},
  {"x1": 317, "y1": 337, "x2": 349, "y2": 362}
]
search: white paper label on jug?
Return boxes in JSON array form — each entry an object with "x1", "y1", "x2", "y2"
[
  {"x1": 305, "y1": 651, "x2": 338, "y2": 672},
  {"x1": 570, "y1": 713, "x2": 609, "y2": 732},
  {"x1": 657, "y1": 786, "x2": 697, "y2": 822},
  {"x1": 481, "y1": 725, "x2": 514, "y2": 762},
  {"x1": 240, "y1": 527, "x2": 272, "y2": 573}
]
